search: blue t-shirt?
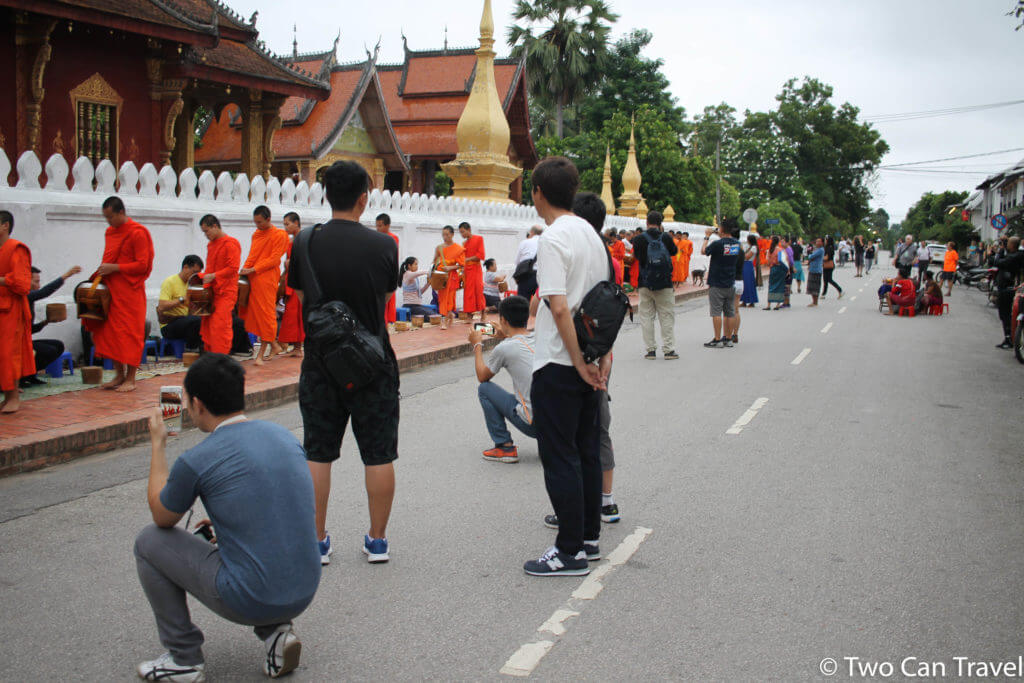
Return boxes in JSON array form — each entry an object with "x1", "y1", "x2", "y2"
[
  {"x1": 160, "y1": 420, "x2": 321, "y2": 621},
  {"x1": 807, "y1": 247, "x2": 825, "y2": 274},
  {"x1": 706, "y1": 237, "x2": 741, "y2": 288}
]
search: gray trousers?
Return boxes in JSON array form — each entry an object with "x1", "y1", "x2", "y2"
[
  {"x1": 638, "y1": 287, "x2": 676, "y2": 353},
  {"x1": 598, "y1": 390, "x2": 614, "y2": 473},
  {"x1": 134, "y1": 525, "x2": 295, "y2": 666}
]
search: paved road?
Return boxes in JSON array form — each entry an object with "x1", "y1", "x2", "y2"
[{"x1": 2, "y1": 261, "x2": 1022, "y2": 681}]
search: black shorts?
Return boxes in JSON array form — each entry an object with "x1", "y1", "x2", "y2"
[
  {"x1": 940, "y1": 271, "x2": 955, "y2": 281},
  {"x1": 299, "y1": 352, "x2": 399, "y2": 466}
]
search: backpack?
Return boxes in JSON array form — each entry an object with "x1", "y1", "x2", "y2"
[
  {"x1": 294, "y1": 225, "x2": 391, "y2": 393},
  {"x1": 642, "y1": 233, "x2": 673, "y2": 290},
  {"x1": 573, "y1": 248, "x2": 633, "y2": 363}
]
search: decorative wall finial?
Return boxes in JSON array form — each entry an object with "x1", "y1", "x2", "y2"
[{"x1": 292, "y1": 24, "x2": 297, "y2": 59}]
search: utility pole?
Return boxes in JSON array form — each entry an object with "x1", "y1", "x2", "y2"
[{"x1": 715, "y1": 138, "x2": 722, "y2": 225}]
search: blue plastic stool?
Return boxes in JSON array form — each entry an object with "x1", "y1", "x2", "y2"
[
  {"x1": 88, "y1": 349, "x2": 114, "y2": 370},
  {"x1": 425, "y1": 304, "x2": 439, "y2": 314},
  {"x1": 161, "y1": 338, "x2": 186, "y2": 360},
  {"x1": 248, "y1": 332, "x2": 259, "y2": 346},
  {"x1": 141, "y1": 339, "x2": 159, "y2": 365},
  {"x1": 395, "y1": 307, "x2": 411, "y2": 321},
  {"x1": 45, "y1": 351, "x2": 74, "y2": 378}
]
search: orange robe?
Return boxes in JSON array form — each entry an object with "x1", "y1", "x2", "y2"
[
  {"x1": 436, "y1": 242, "x2": 465, "y2": 316},
  {"x1": 462, "y1": 234, "x2": 486, "y2": 313},
  {"x1": 199, "y1": 234, "x2": 240, "y2": 354},
  {"x1": 678, "y1": 238, "x2": 693, "y2": 282},
  {"x1": 626, "y1": 241, "x2": 640, "y2": 289},
  {"x1": 85, "y1": 219, "x2": 154, "y2": 366},
  {"x1": 240, "y1": 226, "x2": 288, "y2": 341},
  {"x1": 672, "y1": 239, "x2": 685, "y2": 283},
  {"x1": 609, "y1": 240, "x2": 625, "y2": 286},
  {"x1": 0, "y1": 239, "x2": 35, "y2": 391},
  {"x1": 384, "y1": 231, "x2": 400, "y2": 323},
  {"x1": 277, "y1": 240, "x2": 304, "y2": 344}
]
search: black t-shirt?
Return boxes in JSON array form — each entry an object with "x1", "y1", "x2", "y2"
[
  {"x1": 706, "y1": 237, "x2": 741, "y2": 288},
  {"x1": 632, "y1": 228, "x2": 678, "y2": 267},
  {"x1": 288, "y1": 219, "x2": 399, "y2": 341},
  {"x1": 792, "y1": 243, "x2": 804, "y2": 262},
  {"x1": 994, "y1": 249, "x2": 1024, "y2": 291},
  {"x1": 824, "y1": 245, "x2": 836, "y2": 266}
]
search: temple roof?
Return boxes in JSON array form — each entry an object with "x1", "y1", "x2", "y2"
[
  {"x1": 3, "y1": 0, "x2": 330, "y2": 100},
  {"x1": 198, "y1": 56, "x2": 408, "y2": 172},
  {"x1": 376, "y1": 45, "x2": 536, "y2": 167}
]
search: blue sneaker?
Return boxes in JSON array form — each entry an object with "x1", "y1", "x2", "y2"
[
  {"x1": 363, "y1": 535, "x2": 390, "y2": 563},
  {"x1": 318, "y1": 534, "x2": 332, "y2": 566}
]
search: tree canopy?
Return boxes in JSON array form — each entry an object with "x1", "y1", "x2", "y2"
[{"x1": 902, "y1": 190, "x2": 976, "y2": 248}]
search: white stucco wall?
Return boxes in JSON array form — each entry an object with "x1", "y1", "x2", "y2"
[{"x1": 0, "y1": 149, "x2": 643, "y2": 359}]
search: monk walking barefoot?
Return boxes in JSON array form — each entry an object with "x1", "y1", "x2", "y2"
[
  {"x1": 240, "y1": 206, "x2": 288, "y2": 367},
  {"x1": 85, "y1": 197, "x2": 154, "y2": 394},
  {"x1": 0, "y1": 211, "x2": 34, "y2": 413}
]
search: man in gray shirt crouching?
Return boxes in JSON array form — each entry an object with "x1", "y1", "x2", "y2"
[
  {"x1": 470, "y1": 295, "x2": 536, "y2": 463},
  {"x1": 134, "y1": 354, "x2": 320, "y2": 681}
]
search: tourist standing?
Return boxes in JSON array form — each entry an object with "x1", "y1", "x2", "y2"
[
  {"x1": 765, "y1": 236, "x2": 787, "y2": 310},
  {"x1": 916, "y1": 240, "x2": 931, "y2": 287},
  {"x1": 513, "y1": 225, "x2": 542, "y2": 300},
  {"x1": 0, "y1": 210, "x2": 34, "y2": 413},
  {"x1": 240, "y1": 206, "x2": 288, "y2": 365},
  {"x1": 941, "y1": 241, "x2": 958, "y2": 297},
  {"x1": 854, "y1": 235, "x2": 865, "y2": 277},
  {"x1": 993, "y1": 236, "x2": 1024, "y2": 349},
  {"x1": 893, "y1": 235, "x2": 918, "y2": 271},
  {"x1": 85, "y1": 196, "x2": 155, "y2": 392},
  {"x1": 865, "y1": 241, "x2": 876, "y2": 274},
  {"x1": 702, "y1": 218, "x2": 741, "y2": 348},
  {"x1": 524, "y1": 157, "x2": 608, "y2": 577},
  {"x1": 741, "y1": 234, "x2": 759, "y2": 307},
  {"x1": 287, "y1": 160, "x2": 400, "y2": 565},
  {"x1": 806, "y1": 238, "x2": 825, "y2": 307},
  {"x1": 822, "y1": 236, "x2": 843, "y2": 299},
  {"x1": 792, "y1": 237, "x2": 805, "y2": 293},
  {"x1": 633, "y1": 210, "x2": 679, "y2": 360}
]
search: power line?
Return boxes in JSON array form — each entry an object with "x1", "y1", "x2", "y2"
[
  {"x1": 879, "y1": 147, "x2": 1024, "y2": 168},
  {"x1": 864, "y1": 99, "x2": 1024, "y2": 123}
]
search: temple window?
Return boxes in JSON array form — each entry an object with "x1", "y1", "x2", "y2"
[{"x1": 69, "y1": 73, "x2": 124, "y2": 165}]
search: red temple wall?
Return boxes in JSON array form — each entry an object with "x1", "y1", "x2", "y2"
[{"x1": 0, "y1": 18, "x2": 17, "y2": 160}]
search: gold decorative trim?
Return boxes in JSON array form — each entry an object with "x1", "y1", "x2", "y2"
[
  {"x1": 70, "y1": 73, "x2": 124, "y2": 164},
  {"x1": 165, "y1": 97, "x2": 183, "y2": 151}
]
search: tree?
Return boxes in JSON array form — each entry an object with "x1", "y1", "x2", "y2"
[
  {"x1": 1012, "y1": 0, "x2": 1024, "y2": 30},
  {"x1": 575, "y1": 29, "x2": 687, "y2": 138},
  {"x1": 508, "y1": 0, "x2": 618, "y2": 138},
  {"x1": 902, "y1": 190, "x2": 975, "y2": 248},
  {"x1": 753, "y1": 199, "x2": 802, "y2": 238},
  {"x1": 688, "y1": 102, "x2": 738, "y2": 161}
]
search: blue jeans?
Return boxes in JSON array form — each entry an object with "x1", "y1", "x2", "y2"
[{"x1": 477, "y1": 381, "x2": 536, "y2": 446}]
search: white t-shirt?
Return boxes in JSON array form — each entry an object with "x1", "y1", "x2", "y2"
[
  {"x1": 514, "y1": 236, "x2": 539, "y2": 268},
  {"x1": 533, "y1": 214, "x2": 608, "y2": 370}
]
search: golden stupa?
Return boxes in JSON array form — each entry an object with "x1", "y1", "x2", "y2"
[
  {"x1": 600, "y1": 146, "x2": 616, "y2": 215},
  {"x1": 441, "y1": 0, "x2": 521, "y2": 203},
  {"x1": 618, "y1": 117, "x2": 645, "y2": 217}
]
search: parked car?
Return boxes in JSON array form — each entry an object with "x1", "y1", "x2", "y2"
[{"x1": 927, "y1": 243, "x2": 946, "y2": 265}]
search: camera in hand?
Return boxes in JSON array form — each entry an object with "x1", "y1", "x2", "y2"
[{"x1": 473, "y1": 322, "x2": 496, "y2": 336}]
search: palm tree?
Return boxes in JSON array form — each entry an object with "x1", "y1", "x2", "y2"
[{"x1": 508, "y1": 0, "x2": 618, "y2": 138}]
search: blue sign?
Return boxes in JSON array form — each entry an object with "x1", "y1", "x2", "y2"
[
  {"x1": 992, "y1": 214, "x2": 1008, "y2": 231},
  {"x1": 765, "y1": 218, "x2": 780, "y2": 225}
]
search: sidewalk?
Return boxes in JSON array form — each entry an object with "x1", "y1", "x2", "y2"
[{"x1": 0, "y1": 283, "x2": 708, "y2": 475}]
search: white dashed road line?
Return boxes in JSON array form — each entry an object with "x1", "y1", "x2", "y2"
[
  {"x1": 850, "y1": 296, "x2": 857, "y2": 301},
  {"x1": 726, "y1": 397, "x2": 770, "y2": 435},
  {"x1": 791, "y1": 347, "x2": 812, "y2": 365},
  {"x1": 821, "y1": 322, "x2": 833, "y2": 334},
  {"x1": 500, "y1": 527, "x2": 654, "y2": 677},
  {"x1": 838, "y1": 306, "x2": 848, "y2": 314}
]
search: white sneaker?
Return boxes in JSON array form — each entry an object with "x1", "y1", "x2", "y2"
[
  {"x1": 137, "y1": 652, "x2": 206, "y2": 682},
  {"x1": 263, "y1": 625, "x2": 302, "y2": 678}
]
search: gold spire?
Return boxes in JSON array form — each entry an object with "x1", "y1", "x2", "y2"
[
  {"x1": 636, "y1": 197, "x2": 649, "y2": 218},
  {"x1": 663, "y1": 205, "x2": 675, "y2": 222},
  {"x1": 600, "y1": 146, "x2": 615, "y2": 215},
  {"x1": 618, "y1": 116, "x2": 645, "y2": 217},
  {"x1": 441, "y1": 0, "x2": 520, "y2": 203}
]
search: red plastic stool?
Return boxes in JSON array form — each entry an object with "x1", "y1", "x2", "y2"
[
  {"x1": 899, "y1": 305, "x2": 915, "y2": 317},
  {"x1": 928, "y1": 303, "x2": 950, "y2": 316}
]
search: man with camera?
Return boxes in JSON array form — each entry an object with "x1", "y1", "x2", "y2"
[
  {"x1": 469, "y1": 295, "x2": 536, "y2": 463},
  {"x1": 134, "y1": 354, "x2": 320, "y2": 681}
]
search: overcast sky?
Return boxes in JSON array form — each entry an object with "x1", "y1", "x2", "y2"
[{"x1": 241, "y1": 0, "x2": 1023, "y2": 224}]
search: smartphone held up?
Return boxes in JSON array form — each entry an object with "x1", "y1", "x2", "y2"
[{"x1": 473, "y1": 322, "x2": 496, "y2": 336}]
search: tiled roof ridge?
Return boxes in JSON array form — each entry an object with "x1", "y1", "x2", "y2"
[
  {"x1": 148, "y1": 0, "x2": 219, "y2": 33},
  {"x1": 234, "y1": 38, "x2": 329, "y2": 87},
  {"x1": 310, "y1": 56, "x2": 378, "y2": 158},
  {"x1": 201, "y1": 0, "x2": 253, "y2": 30}
]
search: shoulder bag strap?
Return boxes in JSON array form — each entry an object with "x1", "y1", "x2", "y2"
[{"x1": 296, "y1": 224, "x2": 324, "y2": 307}]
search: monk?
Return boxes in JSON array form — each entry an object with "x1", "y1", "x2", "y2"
[
  {"x1": 239, "y1": 205, "x2": 288, "y2": 365},
  {"x1": 0, "y1": 210, "x2": 34, "y2": 413},
  {"x1": 276, "y1": 211, "x2": 304, "y2": 357},
  {"x1": 608, "y1": 231, "x2": 626, "y2": 286},
  {"x1": 85, "y1": 197, "x2": 155, "y2": 392},
  {"x1": 197, "y1": 214, "x2": 240, "y2": 354},
  {"x1": 677, "y1": 231, "x2": 693, "y2": 288},
  {"x1": 459, "y1": 221, "x2": 486, "y2": 321},
  {"x1": 626, "y1": 229, "x2": 641, "y2": 290},
  {"x1": 433, "y1": 225, "x2": 464, "y2": 329},
  {"x1": 376, "y1": 212, "x2": 400, "y2": 328}
]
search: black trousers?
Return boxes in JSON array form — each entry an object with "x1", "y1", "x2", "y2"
[
  {"x1": 230, "y1": 316, "x2": 252, "y2": 354},
  {"x1": 822, "y1": 268, "x2": 843, "y2": 295},
  {"x1": 24, "y1": 339, "x2": 64, "y2": 378},
  {"x1": 160, "y1": 316, "x2": 202, "y2": 349},
  {"x1": 997, "y1": 290, "x2": 1014, "y2": 338},
  {"x1": 405, "y1": 304, "x2": 435, "y2": 319},
  {"x1": 531, "y1": 363, "x2": 602, "y2": 555},
  {"x1": 516, "y1": 272, "x2": 538, "y2": 301}
]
